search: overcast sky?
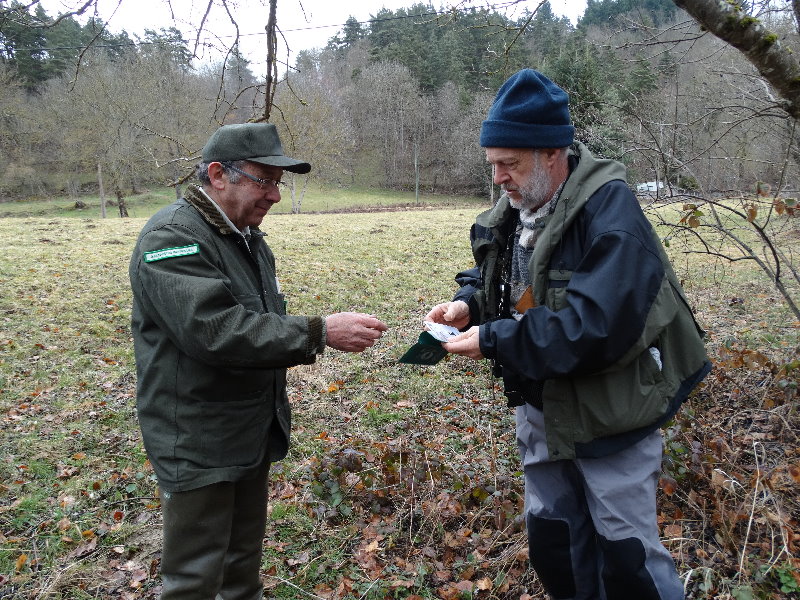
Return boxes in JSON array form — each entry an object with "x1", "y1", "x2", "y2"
[{"x1": 39, "y1": 0, "x2": 587, "y2": 74}]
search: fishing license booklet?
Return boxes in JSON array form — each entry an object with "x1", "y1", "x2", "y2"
[{"x1": 398, "y1": 322, "x2": 461, "y2": 365}]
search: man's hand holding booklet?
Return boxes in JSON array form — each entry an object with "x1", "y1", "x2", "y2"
[{"x1": 398, "y1": 322, "x2": 461, "y2": 364}]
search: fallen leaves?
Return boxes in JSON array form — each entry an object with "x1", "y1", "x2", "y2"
[
  {"x1": 15, "y1": 554, "x2": 28, "y2": 573},
  {"x1": 68, "y1": 536, "x2": 98, "y2": 559}
]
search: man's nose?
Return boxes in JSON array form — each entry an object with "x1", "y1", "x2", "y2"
[
  {"x1": 266, "y1": 186, "x2": 281, "y2": 202},
  {"x1": 493, "y1": 166, "x2": 509, "y2": 185}
]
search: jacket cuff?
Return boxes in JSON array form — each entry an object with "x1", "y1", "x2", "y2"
[
  {"x1": 479, "y1": 323, "x2": 496, "y2": 359},
  {"x1": 466, "y1": 296, "x2": 482, "y2": 328},
  {"x1": 305, "y1": 316, "x2": 326, "y2": 363}
]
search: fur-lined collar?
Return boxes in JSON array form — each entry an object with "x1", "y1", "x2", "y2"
[{"x1": 183, "y1": 184, "x2": 236, "y2": 235}]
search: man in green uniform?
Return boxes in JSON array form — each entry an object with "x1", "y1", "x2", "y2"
[{"x1": 129, "y1": 122, "x2": 387, "y2": 599}]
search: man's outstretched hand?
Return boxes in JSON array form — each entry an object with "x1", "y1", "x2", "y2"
[{"x1": 325, "y1": 312, "x2": 388, "y2": 352}]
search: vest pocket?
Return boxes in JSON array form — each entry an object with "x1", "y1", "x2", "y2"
[
  {"x1": 551, "y1": 349, "x2": 670, "y2": 442},
  {"x1": 545, "y1": 269, "x2": 572, "y2": 311}
]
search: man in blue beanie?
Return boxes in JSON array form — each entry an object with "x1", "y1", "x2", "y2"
[{"x1": 425, "y1": 69, "x2": 710, "y2": 599}]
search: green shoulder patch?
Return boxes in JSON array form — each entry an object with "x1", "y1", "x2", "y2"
[{"x1": 143, "y1": 244, "x2": 199, "y2": 263}]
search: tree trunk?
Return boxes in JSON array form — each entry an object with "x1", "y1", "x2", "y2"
[
  {"x1": 290, "y1": 174, "x2": 301, "y2": 214},
  {"x1": 261, "y1": 0, "x2": 278, "y2": 122},
  {"x1": 115, "y1": 189, "x2": 129, "y2": 218},
  {"x1": 794, "y1": 0, "x2": 800, "y2": 31},
  {"x1": 98, "y1": 163, "x2": 107, "y2": 219},
  {"x1": 173, "y1": 142, "x2": 183, "y2": 199}
]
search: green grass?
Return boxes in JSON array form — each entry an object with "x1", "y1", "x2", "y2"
[
  {"x1": 0, "y1": 189, "x2": 175, "y2": 218},
  {"x1": 0, "y1": 198, "x2": 798, "y2": 598},
  {"x1": 0, "y1": 182, "x2": 486, "y2": 219}
]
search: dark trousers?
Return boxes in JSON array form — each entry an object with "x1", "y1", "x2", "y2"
[{"x1": 159, "y1": 461, "x2": 270, "y2": 600}]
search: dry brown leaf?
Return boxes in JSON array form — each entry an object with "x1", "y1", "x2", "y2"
[
  {"x1": 286, "y1": 551, "x2": 310, "y2": 567},
  {"x1": 68, "y1": 536, "x2": 98, "y2": 559},
  {"x1": 660, "y1": 475, "x2": 677, "y2": 496},
  {"x1": 710, "y1": 470, "x2": 728, "y2": 489},
  {"x1": 312, "y1": 583, "x2": 334, "y2": 599},
  {"x1": 664, "y1": 523, "x2": 683, "y2": 538},
  {"x1": 476, "y1": 577, "x2": 493, "y2": 590},
  {"x1": 453, "y1": 580, "x2": 474, "y2": 592},
  {"x1": 15, "y1": 554, "x2": 28, "y2": 573}
]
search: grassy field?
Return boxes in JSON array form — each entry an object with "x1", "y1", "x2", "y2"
[
  {"x1": 0, "y1": 194, "x2": 798, "y2": 599},
  {"x1": 0, "y1": 184, "x2": 486, "y2": 219}
]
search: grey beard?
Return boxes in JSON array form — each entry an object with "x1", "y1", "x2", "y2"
[{"x1": 508, "y1": 162, "x2": 553, "y2": 212}]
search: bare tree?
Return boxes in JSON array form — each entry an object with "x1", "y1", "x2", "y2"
[
  {"x1": 601, "y1": 1, "x2": 800, "y2": 319},
  {"x1": 36, "y1": 47, "x2": 215, "y2": 215},
  {"x1": 345, "y1": 62, "x2": 425, "y2": 189},
  {"x1": 272, "y1": 70, "x2": 356, "y2": 212}
]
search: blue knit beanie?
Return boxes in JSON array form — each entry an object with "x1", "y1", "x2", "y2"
[{"x1": 480, "y1": 69, "x2": 574, "y2": 148}]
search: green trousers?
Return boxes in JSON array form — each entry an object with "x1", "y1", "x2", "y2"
[{"x1": 159, "y1": 461, "x2": 270, "y2": 600}]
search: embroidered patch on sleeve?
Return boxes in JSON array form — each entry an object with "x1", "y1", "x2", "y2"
[{"x1": 143, "y1": 244, "x2": 199, "y2": 262}]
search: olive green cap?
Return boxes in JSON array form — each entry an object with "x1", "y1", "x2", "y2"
[{"x1": 202, "y1": 123, "x2": 311, "y2": 174}]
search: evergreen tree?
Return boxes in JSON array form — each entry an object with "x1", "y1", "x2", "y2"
[
  {"x1": 81, "y1": 18, "x2": 136, "y2": 62},
  {"x1": 0, "y1": 1, "x2": 48, "y2": 90},
  {"x1": 225, "y1": 44, "x2": 255, "y2": 86},
  {"x1": 368, "y1": 4, "x2": 444, "y2": 91},
  {"x1": 294, "y1": 48, "x2": 321, "y2": 76},
  {"x1": 544, "y1": 33, "x2": 623, "y2": 155},
  {"x1": 366, "y1": 4, "x2": 534, "y2": 94},
  {"x1": 580, "y1": 0, "x2": 677, "y2": 28},
  {"x1": 657, "y1": 51, "x2": 678, "y2": 78},
  {"x1": 40, "y1": 13, "x2": 84, "y2": 81},
  {"x1": 0, "y1": 2, "x2": 136, "y2": 90},
  {"x1": 525, "y1": 0, "x2": 573, "y2": 63},
  {"x1": 326, "y1": 16, "x2": 366, "y2": 56},
  {"x1": 621, "y1": 57, "x2": 658, "y2": 112},
  {"x1": 139, "y1": 27, "x2": 192, "y2": 69}
]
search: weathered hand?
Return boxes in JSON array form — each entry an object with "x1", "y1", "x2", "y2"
[
  {"x1": 442, "y1": 326, "x2": 483, "y2": 360},
  {"x1": 423, "y1": 300, "x2": 470, "y2": 330},
  {"x1": 325, "y1": 312, "x2": 388, "y2": 353}
]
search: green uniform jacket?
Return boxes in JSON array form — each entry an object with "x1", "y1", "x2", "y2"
[
  {"x1": 129, "y1": 186, "x2": 325, "y2": 492},
  {"x1": 455, "y1": 143, "x2": 711, "y2": 459}
]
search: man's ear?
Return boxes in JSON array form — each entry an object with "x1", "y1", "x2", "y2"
[
  {"x1": 540, "y1": 148, "x2": 561, "y2": 169},
  {"x1": 207, "y1": 162, "x2": 227, "y2": 190}
]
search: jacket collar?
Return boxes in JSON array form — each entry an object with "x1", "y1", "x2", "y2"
[
  {"x1": 476, "y1": 143, "x2": 628, "y2": 305},
  {"x1": 481, "y1": 142, "x2": 626, "y2": 231},
  {"x1": 183, "y1": 184, "x2": 265, "y2": 239}
]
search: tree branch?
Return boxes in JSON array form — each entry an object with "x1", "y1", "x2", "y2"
[{"x1": 671, "y1": 0, "x2": 800, "y2": 118}]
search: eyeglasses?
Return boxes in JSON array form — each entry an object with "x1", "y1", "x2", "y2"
[{"x1": 225, "y1": 164, "x2": 285, "y2": 190}]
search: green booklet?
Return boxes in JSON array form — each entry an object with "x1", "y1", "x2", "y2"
[{"x1": 398, "y1": 322, "x2": 460, "y2": 365}]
